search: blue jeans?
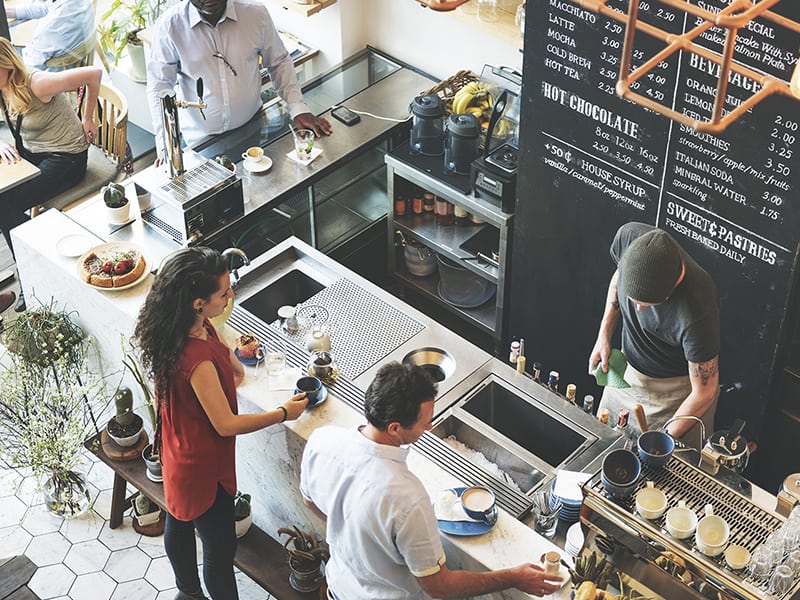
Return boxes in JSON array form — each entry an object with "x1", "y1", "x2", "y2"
[
  {"x1": 0, "y1": 147, "x2": 87, "y2": 257},
  {"x1": 164, "y1": 483, "x2": 239, "y2": 600}
]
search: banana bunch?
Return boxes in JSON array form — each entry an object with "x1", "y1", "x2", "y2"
[{"x1": 452, "y1": 81, "x2": 493, "y2": 119}]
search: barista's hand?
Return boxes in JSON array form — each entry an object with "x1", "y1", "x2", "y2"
[
  {"x1": 588, "y1": 336, "x2": 611, "y2": 375},
  {"x1": 510, "y1": 563, "x2": 563, "y2": 596},
  {"x1": 294, "y1": 113, "x2": 332, "y2": 137},
  {"x1": 283, "y1": 393, "x2": 310, "y2": 421}
]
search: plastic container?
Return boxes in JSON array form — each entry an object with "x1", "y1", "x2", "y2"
[
  {"x1": 444, "y1": 113, "x2": 480, "y2": 174},
  {"x1": 410, "y1": 95, "x2": 445, "y2": 156},
  {"x1": 436, "y1": 253, "x2": 496, "y2": 308},
  {"x1": 404, "y1": 241, "x2": 437, "y2": 276}
]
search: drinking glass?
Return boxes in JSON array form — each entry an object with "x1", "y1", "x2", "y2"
[
  {"x1": 477, "y1": 0, "x2": 498, "y2": 22},
  {"x1": 784, "y1": 549, "x2": 800, "y2": 577},
  {"x1": 749, "y1": 546, "x2": 774, "y2": 580},
  {"x1": 531, "y1": 490, "x2": 561, "y2": 539},
  {"x1": 266, "y1": 339, "x2": 286, "y2": 376},
  {"x1": 769, "y1": 564, "x2": 794, "y2": 595},
  {"x1": 294, "y1": 129, "x2": 315, "y2": 163}
]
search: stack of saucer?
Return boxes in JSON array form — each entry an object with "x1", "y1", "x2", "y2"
[
  {"x1": 565, "y1": 522, "x2": 585, "y2": 557},
  {"x1": 549, "y1": 480, "x2": 582, "y2": 523}
]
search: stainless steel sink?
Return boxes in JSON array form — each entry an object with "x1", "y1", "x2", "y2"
[
  {"x1": 239, "y1": 269, "x2": 325, "y2": 324},
  {"x1": 430, "y1": 413, "x2": 546, "y2": 493},
  {"x1": 460, "y1": 378, "x2": 589, "y2": 468}
]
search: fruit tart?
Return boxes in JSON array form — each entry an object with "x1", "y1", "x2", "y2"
[
  {"x1": 236, "y1": 333, "x2": 261, "y2": 359},
  {"x1": 79, "y1": 246, "x2": 146, "y2": 289}
]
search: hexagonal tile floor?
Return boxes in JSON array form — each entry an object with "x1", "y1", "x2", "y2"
[{"x1": 0, "y1": 457, "x2": 273, "y2": 600}]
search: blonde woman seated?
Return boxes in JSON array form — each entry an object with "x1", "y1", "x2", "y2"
[{"x1": 0, "y1": 38, "x2": 101, "y2": 311}]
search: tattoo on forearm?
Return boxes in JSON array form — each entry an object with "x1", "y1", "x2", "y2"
[{"x1": 690, "y1": 359, "x2": 719, "y2": 385}]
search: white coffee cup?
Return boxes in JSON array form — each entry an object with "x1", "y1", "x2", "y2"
[
  {"x1": 696, "y1": 504, "x2": 730, "y2": 556},
  {"x1": 242, "y1": 146, "x2": 264, "y2": 166},
  {"x1": 635, "y1": 481, "x2": 667, "y2": 520},
  {"x1": 665, "y1": 500, "x2": 697, "y2": 539}
]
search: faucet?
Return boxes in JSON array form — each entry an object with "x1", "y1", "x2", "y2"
[
  {"x1": 159, "y1": 78, "x2": 208, "y2": 179},
  {"x1": 222, "y1": 248, "x2": 250, "y2": 288}
]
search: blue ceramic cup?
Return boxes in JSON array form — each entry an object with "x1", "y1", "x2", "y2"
[
  {"x1": 637, "y1": 430, "x2": 675, "y2": 468},
  {"x1": 460, "y1": 486, "x2": 496, "y2": 523},
  {"x1": 601, "y1": 448, "x2": 641, "y2": 499},
  {"x1": 295, "y1": 376, "x2": 323, "y2": 406}
]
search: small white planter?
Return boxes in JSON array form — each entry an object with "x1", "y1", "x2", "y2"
[
  {"x1": 235, "y1": 514, "x2": 252, "y2": 538},
  {"x1": 106, "y1": 201, "x2": 131, "y2": 225}
]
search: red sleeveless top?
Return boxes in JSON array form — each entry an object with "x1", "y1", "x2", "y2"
[{"x1": 159, "y1": 320, "x2": 238, "y2": 521}]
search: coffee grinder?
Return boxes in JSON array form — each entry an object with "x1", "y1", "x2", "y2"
[{"x1": 470, "y1": 89, "x2": 518, "y2": 213}]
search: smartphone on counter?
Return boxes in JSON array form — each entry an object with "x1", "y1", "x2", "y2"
[{"x1": 331, "y1": 106, "x2": 361, "y2": 126}]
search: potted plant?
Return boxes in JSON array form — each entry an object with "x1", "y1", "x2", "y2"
[
  {"x1": 122, "y1": 347, "x2": 162, "y2": 483},
  {"x1": 98, "y1": 0, "x2": 150, "y2": 81},
  {"x1": 106, "y1": 386, "x2": 144, "y2": 447},
  {"x1": 132, "y1": 492, "x2": 161, "y2": 527},
  {"x1": 215, "y1": 154, "x2": 236, "y2": 173},
  {"x1": 103, "y1": 183, "x2": 130, "y2": 225},
  {"x1": 234, "y1": 491, "x2": 252, "y2": 538},
  {"x1": 0, "y1": 300, "x2": 107, "y2": 517},
  {"x1": 278, "y1": 525, "x2": 329, "y2": 592}
]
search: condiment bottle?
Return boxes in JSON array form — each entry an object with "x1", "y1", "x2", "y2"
[
  {"x1": 516, "y1": 338, "x2": 526, "y2": 374},
  {"x1": 544, "y1": 551, "x2": 561, "y2": 576},
  {"x1": 509, "y1": 340, "x2": 520, "y2": 364},
  {"x1": 412, "y1": 188, "x2": 424, "y2": 214},
  {"x1": 423, "y1": 192, "x2": 435, "y2": 214},
  {"x1": 583, "y1": 394, "x2": 595, "y2": 414},
  {"x1": 565, "y1": 384, "x2": 577, "y2": 404},
  {"x1": 435, "y1": 195, "x2": 452, "y2": 225},
  {"x1": 598, "y1": 407, "x2": 610, "y2": 424},
  {"x1": 548, "y1": 370, "x2": 560, "y2": 392},
  {"x1": 533, "y1": 362, "x2": 543, "y2": 383},
  {"x1": 394, "y1": 194, "x2": 406, "y2": 216},
  {"x1": 454, "y1": 205, "x2": 468, "y2": 225}
]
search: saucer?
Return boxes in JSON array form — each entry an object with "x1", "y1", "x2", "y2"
[
  {"x1": 436, "y1": 487, "x2": 498, "y2": 536},
  {"x1": 56, "y1": 234, "x2": 95, "y2": 257},
  {"x1": 235, "y1": 344, "x2": 266, "y2": 365},
  {"x1": 302, "y1": 383, "x2": 328, "y2": 408},
  {"x1": 244, "y1": 156, "x2": 272, "y2": 173}
]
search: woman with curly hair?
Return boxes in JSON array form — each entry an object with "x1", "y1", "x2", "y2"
[
  {"x1": 132, "y1": 247, "x2": 308, "y2": 600},
  {"x1": 0, "y1": 37, "x2": 102, "y2": 311}
]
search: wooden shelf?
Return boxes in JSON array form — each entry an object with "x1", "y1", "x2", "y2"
[
  {"x1": 274, "y1": 0, "x2": 337, "y2": 17},
  {"x1": 440, "y1": 0, "x2": 523, "y2": 50}
]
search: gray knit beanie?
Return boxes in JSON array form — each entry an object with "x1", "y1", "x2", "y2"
[{"x1": 619, "y1": 229, "x2": 682, "y2": 304}]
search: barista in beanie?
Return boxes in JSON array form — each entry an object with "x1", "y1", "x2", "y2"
[{"x1": 588, "y1": 222, "x2": 720, "y2": 447}]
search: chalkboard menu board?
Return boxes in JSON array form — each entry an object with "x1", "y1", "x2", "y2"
[{"x1": 512, "y1": 0, "x2": 800, "y2": 439}]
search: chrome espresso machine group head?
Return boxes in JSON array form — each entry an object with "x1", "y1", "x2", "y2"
[{"x1": 139, "y1": 80, "x2": 244, "y2": 247}]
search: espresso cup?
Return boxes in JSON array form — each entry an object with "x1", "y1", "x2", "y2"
[
  {"x1": 696, "y1": 504, "x2": 730, "y2": 556},
  {"x1": 242, "y1": 146, "x2": 264, "y2": 165},
  {"x1": 665, "y1": 501, "x2": 697, "y2": 539},
  {"x1": 295, "y1": 376, "x2": 322, "y2": 406},
  {"x1": 635, "y1": 481, "x2": 668, "y2": 520},
  {"x1": 460, "y1": 485, "x2": 496, "y2": 522}
]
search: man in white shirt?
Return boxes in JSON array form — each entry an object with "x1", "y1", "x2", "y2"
[
  {"x1": 146, "y1": 0, "x2": 331, "y2": 160},
  {"x1": 300, "y1": 362, "x2": 563, "y2": 599},
  {"x1": 9, "y1": 0, "x2": 95, "y2": 71}
]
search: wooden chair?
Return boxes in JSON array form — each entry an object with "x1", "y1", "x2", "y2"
[
  {"x1": 31, "y1": 83, "x2": 128, "y2": 217},
  {"x1": 43, "y1": 32, "x2": 97, "y2": 70}
]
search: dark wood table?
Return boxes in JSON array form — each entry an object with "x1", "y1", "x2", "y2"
[{"x1": 84, "y1": 433, "x2": 317, "y2": 599}]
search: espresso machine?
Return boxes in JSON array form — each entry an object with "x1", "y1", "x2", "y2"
[
  {"x1": 580, "y1": 447, "x2": 800, "y2": 599},
  {"x1": 139, "y1": 79, "x2": 245, "y2": 246}
]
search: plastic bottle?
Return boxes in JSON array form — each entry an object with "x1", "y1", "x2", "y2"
[
  {"x1": 583, "y1": 395, "x2": 595, "y2": 414},
  {"x1": 548, "y1": 371, "x2": 560, "y2": 392},
  {"x1": 509, "y1": 340, "x2": 520, "y2": 364},
  {"x1": 565, "y1": 384, "x2": 577, "y2": 404}
]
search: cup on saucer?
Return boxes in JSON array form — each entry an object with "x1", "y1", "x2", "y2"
[{"x1": 242, "y1": 146, "x2": 265, "y2": 170}]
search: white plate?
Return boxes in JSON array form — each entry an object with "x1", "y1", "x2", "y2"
[
  {"x1": 76, "y1": 242, "x2": 149, "y2": 291},
  {"x1": 244, "y1": 156, "x2": 272, "y2": 173},
  {"x1": 56, "y1": 234, "x2": 95, "y2": 257}
]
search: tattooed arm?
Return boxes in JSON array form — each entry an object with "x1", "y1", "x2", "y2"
[{"x1": 665, "y1": 355, "x2": 719, "y2": 438}]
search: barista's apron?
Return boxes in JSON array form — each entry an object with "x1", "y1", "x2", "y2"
[{"x1": 598, "y1": 363, "x2": 716, "y2": 450}]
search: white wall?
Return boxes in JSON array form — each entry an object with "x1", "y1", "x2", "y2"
[{"x1": 266, "y1": 0, "x2": 521, "y2": 81}]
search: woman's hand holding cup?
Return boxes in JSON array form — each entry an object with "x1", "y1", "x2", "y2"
[{"x1": 284, "y1": 392, "x2": 309, "y2": 420}]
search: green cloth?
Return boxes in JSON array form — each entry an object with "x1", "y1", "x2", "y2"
[{"x1": 593, "y1": 349, "x2": 631, "y2": 389}]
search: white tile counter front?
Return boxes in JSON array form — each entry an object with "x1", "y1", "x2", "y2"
[{"x1": 12, "y1": 210, "x2": 572, "y2": 600}]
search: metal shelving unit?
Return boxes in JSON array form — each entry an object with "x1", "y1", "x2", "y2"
[{"x1": 385, "y1": 143, "x2": 513, "y2": 350}]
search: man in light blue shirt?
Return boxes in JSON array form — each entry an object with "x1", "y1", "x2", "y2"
[
  {"x1": 146, "y1": 0, "x2": 331, "y2": 160},
  {"x1": 10, "y1": 0, "x2": 95, "y2": 71},
  {"x1": 300, "y1": 362, "x2": 563, "y2": 599}
]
